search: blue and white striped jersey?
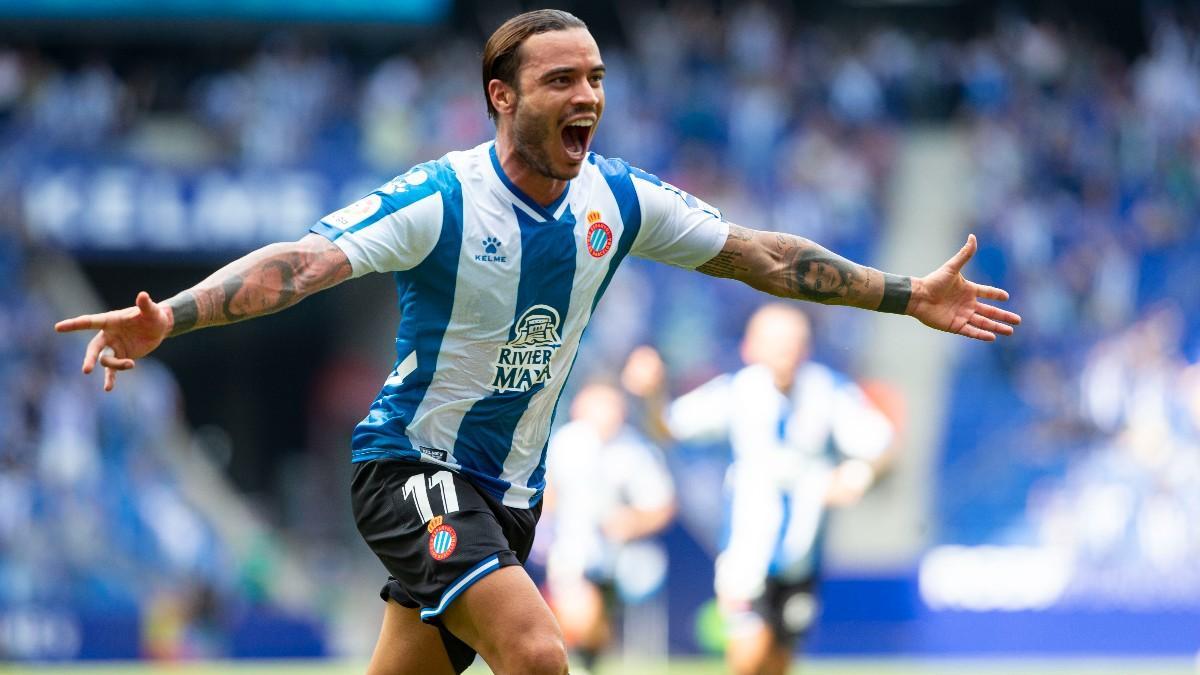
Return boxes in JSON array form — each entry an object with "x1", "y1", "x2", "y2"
[{"x1": 311, "y1": 141, "x2": 728, "y2": 508}]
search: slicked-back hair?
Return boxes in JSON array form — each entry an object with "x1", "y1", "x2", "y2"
[{"x1": 481, "y1": 9, "x2": 587, "y2": 121}]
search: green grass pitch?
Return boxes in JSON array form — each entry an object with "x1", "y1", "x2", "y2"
[{"x1": 6, "y1": 657, "x2": 1196, "y2": 675}]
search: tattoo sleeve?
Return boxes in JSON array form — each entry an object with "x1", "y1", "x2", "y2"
[
  {"x1": 697, "y1": 225, "x2": 906, "y2": 312},
  {"x1": 166, "y1": 236, "x2": 352, "y2": 337},
  {"x1": 695, "y1": 224, "x2": 753, "y2": 278}
]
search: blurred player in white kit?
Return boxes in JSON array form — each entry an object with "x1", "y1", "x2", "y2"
[
  {"x1": 542, "y1": 381, "x2": 676, "y2": 674},
  {"x1": 625, "y1": 304, "x2": 895, "y2": 675}
]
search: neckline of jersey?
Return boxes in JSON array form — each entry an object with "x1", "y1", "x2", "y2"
[{"x1": 488, "y1": 142, "x2": 571, "y2": 223}]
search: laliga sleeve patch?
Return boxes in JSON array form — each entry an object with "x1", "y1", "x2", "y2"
[
  {"x1": 427, "y1": 515, "x2": 458, "y2": 561},
  {"x1": 321, "y1": 194, "x2": 382, "y2": 230}
]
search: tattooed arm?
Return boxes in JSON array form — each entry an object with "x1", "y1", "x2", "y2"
[
  {"x1": 55, "y1": 234, "x2": 352, "y2": 390},
  {"x1": 696, "y1": 224, "x2": 1021, "y2": 341},
  {"x1": 164, "y1": 234, "x2": 352, "y2": 336}
]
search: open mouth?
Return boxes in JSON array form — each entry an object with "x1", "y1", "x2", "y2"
[{"x1": 560, "y1": 118, "x2": 594, "y2": 162}]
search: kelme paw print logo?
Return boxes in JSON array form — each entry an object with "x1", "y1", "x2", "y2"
[{"x1": 475, "y1": 236, "x2": 507, "y2": 262}]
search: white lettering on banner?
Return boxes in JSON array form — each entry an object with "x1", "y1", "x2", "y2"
[{"x1": 21, "y1": 165, "x2": 348, "y2": 252}]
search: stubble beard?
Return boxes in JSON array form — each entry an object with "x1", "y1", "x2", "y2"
[{"x1": 512, "y1": 99, "x2": 575, "y2": 182}]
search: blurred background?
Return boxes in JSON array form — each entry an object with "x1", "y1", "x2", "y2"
[{"x1": 2, "y1": 0, "x2": 1199, "y2": 672}]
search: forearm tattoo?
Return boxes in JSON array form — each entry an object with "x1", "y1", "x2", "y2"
[
  {"x1": 166, "y1": 240, "x2": 350, "y2": 336},
  {"x1": 778, "y1": 235, "x2": 877, "y2": 305},
  {"x1": 697, "y1": 226, "x2": 888, "y2": 309}
]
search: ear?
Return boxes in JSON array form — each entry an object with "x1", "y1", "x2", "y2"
[{"x1": 488, "y1": 79, "x2": 517, "y2": 117}]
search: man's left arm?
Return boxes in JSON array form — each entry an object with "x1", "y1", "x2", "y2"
[{"x1": 696, "y1": 224, "x2": 1020, "y2": 341}]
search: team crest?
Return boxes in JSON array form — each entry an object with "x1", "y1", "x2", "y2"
[
  {"x1": 585, "y1": 211, "x2": 613, "y2": 258},
  {"x1": 428, "y1": 516, "x2": 458, "y2": 561},
  {"x1": 492, "y1": 305, "x2": 562, "y2": 393}
]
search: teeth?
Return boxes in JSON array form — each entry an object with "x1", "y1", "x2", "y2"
[{"x1": 567, "y1": 119, "x2": 594, "y2": 127}]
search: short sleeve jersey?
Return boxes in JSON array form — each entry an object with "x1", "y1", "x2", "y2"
[
  {"x1": 667, "y1": 362, "x2": 893, "y2": 468},
  {"x1": 311, "y1": 142, "x2": 728, "y2": 508}
]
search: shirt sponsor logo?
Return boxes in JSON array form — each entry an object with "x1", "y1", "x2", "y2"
[
  {"x1": 474, "y1": 236, "x2": 507, "y2": 263},
  {"x1": 585, "y1": 210, "x2": 612, "y2": 257},
  {"x1": 491, "y1": 304, "x2": 561, "y2": 393},
  {"x1": 321, "y1": 193, "x2": 381, "y2": 230}
]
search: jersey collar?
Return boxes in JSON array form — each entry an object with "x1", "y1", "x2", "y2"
[{"x1": 488, "y1": 142, "x2": 572, "y2": 223}]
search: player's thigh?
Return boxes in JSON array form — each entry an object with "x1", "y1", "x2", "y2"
[
  {"x1": 368, "y1": 599, "x2": 456, "y2": 675},
  {"x1": 442, "y1": 564, "x2": 568, "y2": 675}
]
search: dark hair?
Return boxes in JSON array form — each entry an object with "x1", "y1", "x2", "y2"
[{"x1": 481, "y1": 9, "x2": 587, "y2": 121}]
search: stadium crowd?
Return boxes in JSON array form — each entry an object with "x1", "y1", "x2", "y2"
[
  {"x1": 943, "y1": 11, "x2": 1200, "y2": 604},
  {"x1": 0, "y1": 2, "x2": 1197, "y2": 658}
]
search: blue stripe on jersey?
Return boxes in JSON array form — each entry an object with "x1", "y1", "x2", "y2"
[
  {"x1": 350, "y1": 159, "x2": 465, "y2": 461},
  {"x1": 489, "y1": 143, "x2": 569, "y2": 222},
  {"x1": 453, "y1": 205, "x2": 578, "y2": 497},
  {"x1": 522, "y1": 156, "x2": 647, "y2": 495},
  {"x1": 768, "y1": 490, "x2": 793, "y2": 575},
  {"x1": 588, "y1": 156, "x2": 644, "y2": 312}
]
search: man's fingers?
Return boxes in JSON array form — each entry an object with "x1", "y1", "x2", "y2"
[
  {"x1": 959, "y1": 323, "x2": 996, "y2": 342},
  {"x1": 970, "y1": 313, "x2": 1013, "y2": 336},
  {"x1": 83, "y1": 333, "x2": 106, "y2": 374},
  {"x1": 976, "y1": 302, "x2": 1022, "y2": 326},
  {"x1": 99, "y1": 349, "x2": 136, "y2": 371},
  {"x1": 945, "y1": 234, "x2": 978, "y2": 275},
  {"x1": 104, "y1": 366, "x2": 116, "y2": 392},
  {"x1": 55, "y1": 314, "x2": 102, "y2": 333},
  {"x1": 135, "y1": 291, "x2": 155, "y2": 315},
  {"x1": 974, "y1": 283, "x2": 1009, "y2": 302}
]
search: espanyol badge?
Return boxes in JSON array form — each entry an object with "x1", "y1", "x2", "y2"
[
  {"x1": 585, "y1": 210, "x2": 613, "y2": 258},
  {"x1": 427, "y1": 515, "x2": 458, "y2": 561}
]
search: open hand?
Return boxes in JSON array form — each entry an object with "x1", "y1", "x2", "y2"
[
  {"x1": 909, "y1": 234, "x2": 1021, "y2": 341},
  {"x1": 54, "y1": 291, "x2": 172, "y2": 391}
]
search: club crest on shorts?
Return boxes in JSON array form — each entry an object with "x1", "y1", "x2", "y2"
[
  {"x1": 585, "y1": 211, "x2": 613, "y2": 258},
  {"x1": 427, "y1": 516, "x2": 458, "y2": 561}
]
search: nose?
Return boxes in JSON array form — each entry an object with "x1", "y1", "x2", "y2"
[{"x1": 571, "y1": 77, "x2": 600, "y2": 109}]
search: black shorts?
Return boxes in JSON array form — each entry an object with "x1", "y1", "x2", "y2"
[
  {"x1": 752, "y1": 576, "x2": 819, "y2": 645},
  {"x1": 351, "y1": 459, "x2": 541, "y2": 672}
]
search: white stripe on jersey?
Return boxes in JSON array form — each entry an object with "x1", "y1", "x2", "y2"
[
  {"x1": 498, "y1": 167, "x2": 629, "y2": 505},
  {"x1": 404, "y1": 149, "x2": 525, "y2": 470}
]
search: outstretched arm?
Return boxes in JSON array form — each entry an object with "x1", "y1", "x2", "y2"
[
  {"x1": 55, "y1": 233, "x2": 352, "y2": 390},
  {"x1": 696, "y1": 225, "x2": 1020, "y2": 341}
]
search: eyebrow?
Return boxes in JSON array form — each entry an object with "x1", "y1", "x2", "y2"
[{"x1": 540, "y1": 64, "x2": 606, "y2": 80}]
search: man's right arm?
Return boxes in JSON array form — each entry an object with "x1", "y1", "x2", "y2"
[
  {"x1": 55, "y1": 234, "x2": 352, "y2": 390},
  {"x1": 165, "y1": 233, "x2": 352, "y2": 336}
]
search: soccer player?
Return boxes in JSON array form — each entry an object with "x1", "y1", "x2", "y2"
[
  {"x1": 54, "y1": 9, "x2": 1020, "y2": 675},
  {"x1": 623, "y1": 305, "x2": 895, "y2": 675},
  {"x1": 542, "y1": 381, "x2": 675, "y2": 674}
]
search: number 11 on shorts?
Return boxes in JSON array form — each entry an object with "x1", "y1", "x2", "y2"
[{"x1": 402, "y1": 470, "x2": 460, "y2": 523}]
